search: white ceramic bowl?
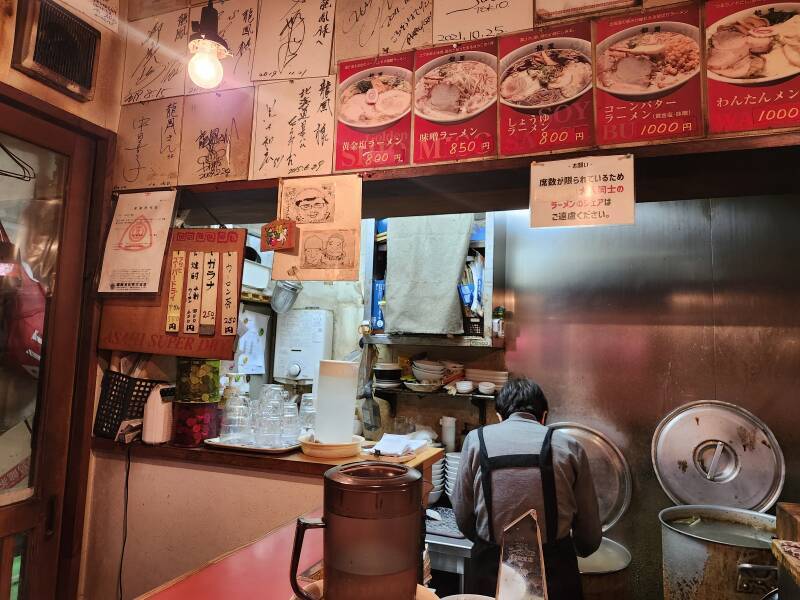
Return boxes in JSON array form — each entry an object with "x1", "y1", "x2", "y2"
[
  {"x1": 429, "y1": 489, "x2": 443, "y2": 504},
  {"x1": 499, "y1": 37, "x2": 593, "y2": 111},
  {"x1": 337, "y1": 66, "x2": 413, "y2": 132},
  {"x1": 404, "y1": 381, "x2": 443, "y2": 393},
  {"x1": 456, "y1": 381, "x2": 475, "y2": 394},
  {"x1": 414, "y1": 51, "x2": 498, "y2": 124},
  {"x1": 413, "y1": 366, "x2": 443, "y2": 383},
  {"x1": 706, "y1": 3, "x2": 800, "y2": 85},
  {"x1": 596, "y1": 22, "x2": 701, "y2": 99}
]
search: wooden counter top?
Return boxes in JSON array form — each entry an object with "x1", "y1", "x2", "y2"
[
  {"x1": 772, "y1": 539, "x2": 800, "y2": 587},
  {"x1": 92, "y1": 437, "x2": 444, "y2": 478}
]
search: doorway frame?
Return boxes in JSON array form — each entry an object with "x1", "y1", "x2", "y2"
[{"x1": 0, "y1": 81, "x2": 114, "y2": 599}]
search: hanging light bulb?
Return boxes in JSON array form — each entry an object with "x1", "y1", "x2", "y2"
[{"x1": 188, "y1": 1, "x2": 229, "y2": 90}]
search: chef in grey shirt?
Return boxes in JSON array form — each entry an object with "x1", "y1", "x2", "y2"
[{"x1": 452, "y1": 377, "x2": 602, "y2": 599}]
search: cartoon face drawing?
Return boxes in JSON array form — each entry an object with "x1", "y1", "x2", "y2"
[
  {"x1": 324, "y1": 233, "x2": 345, "y2": 262},
  {"x1": 302, "y1": 235, "x2": 325, "y2": 267},
  {"x1": 293, "y1": 187, "x2": 332, "y2": 223}
]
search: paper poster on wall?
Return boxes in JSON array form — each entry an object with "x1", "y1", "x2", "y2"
[
  {"x1": 335, "y1": 52, "x2": 414, "y2": 171},
  {"x1": 380, "y1": 0, "x2": 433, "y2": 53},
  {"x1": 705, "y1": 0, "x2": 800, "y2": 134},
  {"x1": 178, "y1": 87, "x2": 254, "y2": 185},
  {"x1": 537, "y1": 0, "x2": 639, "y2": 22},
  {"x1": 413, "y1": 39, "x2": 498, "y2": 165},
  {"x1": 184, "y1": 0, "x2": 257, "y2": 94},
  {"x1": 233, "y1": 309, "x2": 268, "y2": 374},
  {"x1": 594, "y1": 5, "x2": 704, "y2": 147},
  {"x1": 113, "y1": 97, "x2": 183, "y2": 190},
  {"x1": 249, "y1": 77, "x2": 335, "y2": 180},
  {"x1": 335, "y1": 0, "x2": 384, "y2": 61},
  {"x1": 121, "y1": 8, "x2": 189, "y2": 105},
  {"x1": 251, "y1": 0, "x2": 335, "y2": 81},
  {"x1": 272, "y1": 174, "x2": 362, "y2": 281},
  {"x1": 529, "y1": 155, "x2": 634, "y2": 228},
  {"x1": 498, "y1": 23, "x2": 595, "y2": 157},
  {"x1": 98, "y1": 191, "x2": 177, "y2": 293},
  {"x1": 61, "y1": 0, "x2": 119, "y2": 31},
  {"x1": 433, "y1": 0, "x2": 532, "y2": 45}
]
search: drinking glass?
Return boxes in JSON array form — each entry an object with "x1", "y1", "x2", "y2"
[
  {"x1": 299, "y1": 393, "x2": 316, "y2": 436},
  {"x1": 281, "y1": 392, "x2": 300, "y2": 445}
]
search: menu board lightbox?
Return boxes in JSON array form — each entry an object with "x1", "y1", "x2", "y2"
[
  {"x1": 413, "y1": 38, "x2": 499, "y2": 165},
  {"x1": 498, "y1": 22, "x2": 595, "y2": 157},
  {"x1": 594, "y1": 5, "x2": 704, "y2": 147},
  {"x1": 705, "y1": 0, "x2": 800, "y2": 134},
  {"x1": 529, "y1": 155, "x2": 635, "y2": 228},
  {"x1": 335, "y1": 52, "x2": 414, "y2": 171}
]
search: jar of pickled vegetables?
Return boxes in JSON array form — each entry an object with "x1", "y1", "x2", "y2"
[
  {"x1": 172, "y1": 402, "x2": 221, "y2": 447},
  {"x1": 176, "y1": 358, "x2": 220, "y2": 403}
]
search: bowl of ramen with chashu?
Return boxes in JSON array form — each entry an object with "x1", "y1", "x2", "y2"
[{"x1": 337, "y1": 66, "x2": 413, "y2": 133}]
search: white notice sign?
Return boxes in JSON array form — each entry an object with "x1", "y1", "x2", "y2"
[
  {"x1": 98, "y1": 191, "x2": 176, "y2": 292},
  {"x1": 433, "y1": 0, "x2": 532, "y2": 44},
  {"x1": 529, "y1": 155, "x2": 634, "y2": 228}
]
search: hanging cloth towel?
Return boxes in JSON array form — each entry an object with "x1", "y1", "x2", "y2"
[{"x1": 384, "y1": 214, "x2": 474, "y2": 334}]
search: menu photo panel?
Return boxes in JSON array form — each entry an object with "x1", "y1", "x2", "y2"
[
  {"x1": 498, "y1": 22, "x2": 595, "y2": 157},
  {"x1": 706, "y1": 0, "x2": 800, "y2": 134},
  {"x1": 413, "y1": 38, "x2": 499, "y2": 165},
  {"x1": 335, "y1": 51, "x2": 414, "y2": 171},
  {"x1": 594, "y1": 4, "x2": 704, "y2": 147}
]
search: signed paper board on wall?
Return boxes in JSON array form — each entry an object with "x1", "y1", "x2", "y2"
[
  {"x1": 61, "y1": 0, "x2": 119, "y2": 31},
  {"x1": 178, "y1": 87, "x2": 254, "y2": 185},
  {"x1": 113, "y1": 97, "x2": 183, "y2": 190},
  {"x1": 121, "y1": 8, "x2": 189, "y2": 105},
  {"x1": 250, "y1": 77, "x2": 335, "y2": 180},
  {"x1": 529, "y1": 155, "x2": 635, "y2": 228},
  {"x1": 498, "y1": 22, "x2": 595, "y2": 157},
  {"x1": 380, "y1": 0, "x2": 433, "y2": 53},
  {"x1": 335, "y1": 52, "x2": 414, "y2": 171},
  {"x1": 334, "y1": 0, "x2": 384, "y2": 61},
  {"x1": 433, "y1": 0, "x2": 532, "y2": 45},
  {"x1": 184, "y1": 0, "x2": 258, "y2": 94},
  {"x1": 251, "y1": 0, "x2": 335, "y2": 81},
  {"x1": 594, "y1": 5, "x2": 704, "y2": 147},
  {"x1": 272, "y1": 174, "x2": 362, "y2": 281},
  {"x1": 537, "y1": 0, "x2": 639, "y2": 22},
  {"x1": 413, "y1": 38, "x2": 498, "y2": 165},
  {"x1": 128, "y1": 0, "x2": 188, "y2": 21},
  {"x1": 705, "y1": 0, "x2": 800, "y2": 134},
  {"x1": 99, "y1": 229, "x2": 245, "y2": 359}
]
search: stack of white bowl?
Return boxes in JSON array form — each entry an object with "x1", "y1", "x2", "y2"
[
  {"x1": 412, "y1": 360, "x2": 445, "y2": 383},
  {"x1": 455, "y1": 380, "x2": 475, "y2": 394},
  {"x1": 465, "y1": 369, "x2": 508, "y2": 389},
  {"x1": 477, "y1": 382, "x2": 496, "y2": 395},
  {"x1": 445, "y1": 452, "x2": 461, "y2": 498},
  {"x1": 429, "y1": 458, "x2": 445, "y2": 504},
  {"x1": 373, "y1": 362, "x2": 402, "y2": 389}
]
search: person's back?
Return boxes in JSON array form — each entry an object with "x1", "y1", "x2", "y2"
[{"x1": 451, "y1": 377, "x2": 602, "y2": 599}]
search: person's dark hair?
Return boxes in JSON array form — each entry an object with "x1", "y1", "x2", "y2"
[{"x1": 495, "y1": 377, "x2": 549, "y2": 421}]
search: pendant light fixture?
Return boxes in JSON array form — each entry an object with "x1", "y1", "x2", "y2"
[{"x1": 187, "y1": 0, "x2": 229, "y2": 90}]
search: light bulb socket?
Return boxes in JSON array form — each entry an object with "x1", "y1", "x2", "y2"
[{"x1": 189, "y1": 1, "x2": 229, "y2": 52}]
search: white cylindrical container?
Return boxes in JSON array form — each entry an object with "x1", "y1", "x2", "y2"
[
  {"x1": 142, "y1": 384, "x2": 172, "y2": 444},
  {"x1": 315, "y1": 360, "x2": 359, "y2": 443},
  {"x1": 440, "y1": 416, "x2": 456, "y2": 453}
]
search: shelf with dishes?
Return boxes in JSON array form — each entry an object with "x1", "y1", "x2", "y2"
[{"x1": 364, "y1": 333, "x2": 504, "y2": 348}]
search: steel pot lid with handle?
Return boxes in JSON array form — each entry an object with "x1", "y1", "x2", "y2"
[
  {"x1": 652, "y1": 401, "x2": 785, "y2": 512},
  {"x1": 550, "y1": 422, "x2": 632, "y2": 532}
]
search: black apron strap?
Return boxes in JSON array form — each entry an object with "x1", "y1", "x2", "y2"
[
  {"x1": 476, "y1": 427, "x2": 496, "y2": 543},
  {"x1": 539, "y1": 427, "x2": 559, "y2": 544}
]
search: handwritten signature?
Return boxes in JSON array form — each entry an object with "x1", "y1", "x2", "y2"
[
  {"x1": 195, "y1": 119, "x2": 239, "y2": 179},
  {"x1": 446, "y1": 0, "x2": 511, "y2": 16},
  {"x1": 341, "y1": 0, "x2": 382, "y2": 49},
  {"x1": 123, "y1": 116, "x2": 150, "y2": 183}
]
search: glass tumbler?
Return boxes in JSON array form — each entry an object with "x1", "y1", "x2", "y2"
[
  {"x1": 281, "y1": 396, "x2": 300, "y2": 446},
  {"x1": 299, "y1": 393, "x2": 316, "y2": 436}
]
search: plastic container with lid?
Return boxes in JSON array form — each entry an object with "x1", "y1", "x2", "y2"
[{"x1": 172, "y1": 402, "x2": 221, "y2": 447}]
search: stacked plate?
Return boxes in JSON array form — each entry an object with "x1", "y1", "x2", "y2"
[
  {"x1": 374, "y1": 362, "x2": 402, "y2": 389},
  {"x1": 465, "y1": 369, "x2": 508, "y2": 389},
  {"x1": 445, "y1": 452, "x2": 461, "y2": 498},
  {"x1": 429, "y1": 458, "x2": 445, "y2": 504},
  {"x1": 412, "y1": 360, "x2": 444, "y2": 383}
]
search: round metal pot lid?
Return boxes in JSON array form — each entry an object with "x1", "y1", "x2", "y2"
[
  {"x1": 550, "y1": 422, "x2": 632, "y2": 532},
  {"x1": 652, "y1": 400, "x2": 785, "y2": 512}
]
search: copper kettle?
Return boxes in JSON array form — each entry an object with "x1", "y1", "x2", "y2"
[{"x1": 290, "y1": 461, "x2": 423, "y2": 600}]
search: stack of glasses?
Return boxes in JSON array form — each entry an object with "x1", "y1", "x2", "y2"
[{"x1": 220, "y1": 384, "x2": 310, "y2": 449}]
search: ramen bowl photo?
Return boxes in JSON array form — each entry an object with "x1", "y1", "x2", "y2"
[
  {"x1": 596, "y1": 21, "x2": 701, "y2": 99},
  {"x1": 499, "y1": 38, "x2": 593, "y2": 111},
  {"x1": 706, "y1": 3, "x2": 800, "y2": 85},
  {"x1": 414, "y1": 51, "x2": 498, "y2": 124},
  {"x1": 337, "y1": 66, "x2": 413, "y2": 133}
]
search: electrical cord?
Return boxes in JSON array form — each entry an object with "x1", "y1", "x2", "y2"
[{"x1": 118, "y1": 446, "x2": 132, "y2": 600}]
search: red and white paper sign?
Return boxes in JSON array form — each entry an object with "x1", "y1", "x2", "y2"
[
  {"x1": 706, "y1": 0, "x2": 800, "y2": 134},
  {"x1": 335, "y1": 52, "x2": 414, "y2": 171},
  {"x1": 594, "y1": 6, "x2": 703, "y2": 146},
  {"x1": 499, "y1": 22, "x2": 595, "y2": 157},
  {"x1": 413, "y1": 39, "x2": 498, "y2": 164}
]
